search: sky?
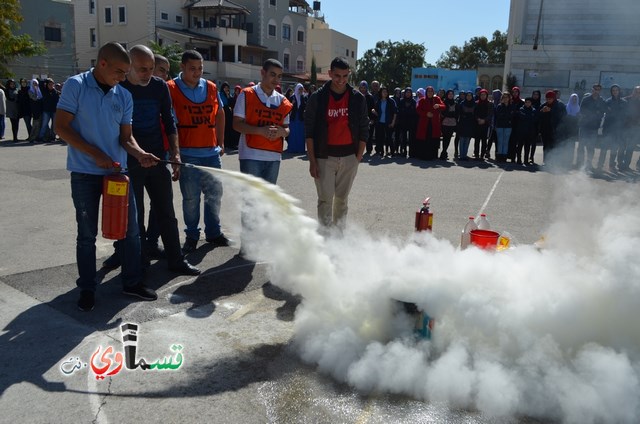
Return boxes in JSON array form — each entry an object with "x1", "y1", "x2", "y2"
[{"x1": 317, "y1": 0, "x2": 511, "y2": 64}]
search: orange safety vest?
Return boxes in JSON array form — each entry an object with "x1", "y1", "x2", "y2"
[
  {"x1": 167, "y1": 79, "x2": 219, "y2": 148},
  {"x1": 243, "y1": 87, "x2": 293, "y2": 153}
]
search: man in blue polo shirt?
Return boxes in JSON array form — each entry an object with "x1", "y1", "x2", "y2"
[{"x1": 55, "y1": 42, "x2": 159, "y2": 311}]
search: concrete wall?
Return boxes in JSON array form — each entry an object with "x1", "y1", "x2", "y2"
[
  {"x1": 97, "y1": 0, "x2": 154, "y2": 49},
  {"x1": 72, "y1": 0, "x2": 98, "y2": 72},
  {"x1": 7, "y1": 0, "x2": 76, "y2": 81},
  {"x1": 505, "y1": 0, "x2": 640, "y2": 99}
]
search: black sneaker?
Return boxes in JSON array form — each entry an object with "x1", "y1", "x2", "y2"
[
  {"x1": 122, "y1": 284, "x2": 157, "y2": 301},
  {"x1": 77, "y1": 290, "x2": 95, "y2": 311},
  {"x1": 205, "y1": 234, "x2": 231, "y2": 247},
  {"x1": 145, "y1": 243, "x2": 166, "y2": 259},
  {"x1": 182, "y1": 238, "x2": 198, "y2": 253},
  {"x1": 102, "y1": 253, "x2": 121, "y2": 270}
]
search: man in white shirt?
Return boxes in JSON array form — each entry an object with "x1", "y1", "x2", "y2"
[{"x1": 232, "y1": 59, "x2": 292, "y2": 184}]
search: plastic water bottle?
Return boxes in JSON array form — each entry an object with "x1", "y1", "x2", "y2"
[
  {"x1": 476, "y1": 213, "x2": 491, "y2": 230},
  {"x1": 460, "y1": 216, "x2": 477, "y2": 249}
]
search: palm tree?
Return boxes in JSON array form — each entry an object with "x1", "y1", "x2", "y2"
[{"x1": 148, "y1": 41, "x2": 183, "y2": 78}]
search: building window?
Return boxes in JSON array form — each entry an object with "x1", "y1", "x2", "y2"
[
  {"x1": 351, "y1": 51, "x2": 354, "y2": 58},
  {"x1": 297, "y1": 59, "x2": 304, "y2": 72},
  {"x1": 176, "y1": 15, "x2": 183, "y2": 24},
  {"x1": 104, "y1": 7, "x2": 112, "y2": 24},
  {"x1": 118, "y1": 6, "x2": 126, "y2": 24},
  {"x1": 297, "y1": 30, "x2": 304, "y2": 43},
  {"x1": 90, "y1": 28, "x2": 96, "y2": 47},
  {"x1": 91, "y1": 59, "x2": 96, "y2": 67},
  {"x1": 283, "y1": 53, "x2": 290, "y2": 71},
  {"x1": 246, "y1": 22, "x2": 253, "y2": 33},
  {"x1": 346, "y1": 49, "x2": 349, "y2": 56},
  {"x1": 44, "y1": 26, "x2": 62, "y2": 42},
  {"x1": 282, "y1": 24, "x2": 291, "y2": 41},
  {"x1": 269, "y1": 0, "x2": 276, "y2": 6},
  {"x1": 160, "y1": 12, "x2": 168, "y2": 21},
  {"x1": 89, "y1": 0, "x2": 95, "y2": 14},
  {"x1": 268, "y1": 24, "x2": 276, "y2": 37}
]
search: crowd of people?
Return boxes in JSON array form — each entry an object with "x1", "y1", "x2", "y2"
[
  {"x1": 334, "y1": 81, "x2": 640, "y2": 172},
  {"x1": 1, "y1": 77, "x2": 63, "y2": 143},
  {"x1": 54, "y1": 41, "x2": 369, "y2": 312}
]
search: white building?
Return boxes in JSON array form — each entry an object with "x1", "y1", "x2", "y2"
[{"x1": 505, "y1": 0, "x2": 640, "y2": 98}]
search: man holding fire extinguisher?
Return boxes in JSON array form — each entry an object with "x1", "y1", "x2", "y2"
[{"x1": 55, "y1": 42, "x2": 160, "y2": 311}]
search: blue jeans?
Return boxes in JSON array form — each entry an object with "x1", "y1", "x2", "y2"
[
  {"x1": 459, "y1": 137, "x2": 471, "y2": 159},
  {"x1": 39, "y1": 111, "x2": 55, "y2": 139},
  {"x1": 239, "y1": 159, "x2": 280, "y2": 185},
  {"x1": 495, "y1": 127, "x2": 512, "y2": 155},
  {"x1": 71, "y1": 172, "x2": 142, "y2": 291},
  {"x1": 179, "y1": 153, "x2": 223, "y2": 241}
]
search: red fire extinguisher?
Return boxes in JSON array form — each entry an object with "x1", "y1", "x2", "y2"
[
  {"x1": 102, "y1": 162, "x2": 130, "y2": 240},
  {"x1": 414, "y1": 197, "x2": 433, "y2": 232}
]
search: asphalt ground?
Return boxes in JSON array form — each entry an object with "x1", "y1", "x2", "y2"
[{"x1": 1, "y1": 118, "x2": 638, "y2": 423}]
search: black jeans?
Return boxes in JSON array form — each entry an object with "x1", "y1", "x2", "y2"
[{"x1": 129, "y1": 163, "x2": 183, "y2": 267}]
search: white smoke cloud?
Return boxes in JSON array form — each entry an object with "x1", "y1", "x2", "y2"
[{"x1": 213, "y1": 168, "x2": 640, "y2": 423}]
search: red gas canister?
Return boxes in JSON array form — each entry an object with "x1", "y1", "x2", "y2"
[{"x1": 102, "y1": 162, "x2": 129, "y2": 240}]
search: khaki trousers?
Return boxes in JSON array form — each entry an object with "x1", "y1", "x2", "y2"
[{"x1": 314, "y1": 155, "x2": 359, "y2": 229}]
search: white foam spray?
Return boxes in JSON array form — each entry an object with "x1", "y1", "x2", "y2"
[{"x1": 207, "y1": 166, "x2": 640, "y2": 423}]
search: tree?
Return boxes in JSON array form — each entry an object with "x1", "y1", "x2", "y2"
[
  {"x1": 148, "y1": 40, "x2": 182, "y2": 78},
  {"x1": 310, "y1": 56, "x2": 317, "y2": 86},
  {"x1": 0, "y1": 0, "x2": 45, "y2": 76},
  {"x1": 436, "y1": 30, "x2": 507, "y2": 70},
  {"x1": 354, "y1": 40, "x2": 426, "y2": 89}
]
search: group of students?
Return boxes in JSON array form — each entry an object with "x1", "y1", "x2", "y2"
[
  {"x1": 1, "y1": 77, "x2": 62, "y2": 143},
  {"x1": 356, "y1": 82, "x2": 640, "y2": 171},
  {"x1": 60, "y1": 41, "x2": 365, "y2": 312}
]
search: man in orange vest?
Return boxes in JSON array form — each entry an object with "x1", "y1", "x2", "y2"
[
  {"x1": 232, "y1": 58, "x2": 292, "y2": 184},
  {"x1": 167, "y1": 50, "x2": 229, "y2": 253}
]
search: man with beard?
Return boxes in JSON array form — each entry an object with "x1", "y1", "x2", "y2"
[{"x1": 119, "y1": 44, "x2": 200, "y2": 276}]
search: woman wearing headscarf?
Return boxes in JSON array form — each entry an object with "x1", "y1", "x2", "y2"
[
  {"x1": 415, "y1": 86, "x2": 443, "y2": 160},
  {"x1": 27, "y1": 78, "x2": 43, "y2": 142},
  {"x1": 562, "y1": 93, "x2": 580, "y2": 164},
  {"x1": 397, "y1": 87, "x2": 417, "y2": 158},
  {"x1": 485, "y1": 89, "x2": 502, "y2": 159},
  {"x1": 493, "y1": 91, "x2": 514, "y2": 163},
  {"x1": 4, "y1": 79, "x2": 19, "y2": 141},
  {"x1": 286, "y1": 82, "x2": 306, "y2": 153},
  {"x1": 456, "y1": 92, "x2": 476, "y2": 160},
  {"x1": 508, "y1": 87, "x2": 525, "y2": 161},
  {"x1": 219, "y1": 81, "x2": 238, "y2": 151},
  {"x1": 374, "y1": 86, "x2": 397, "y2": 157},
  {"x1": 440, "y1": 89, "x2": 458, "y2": 160},
  {"x1": 17, "y1": 78, "x2": 32, "y2": 135},
  {"x1": 473, "y1": 89, "x2": 492, "y2": 160},
  {"x1": 538, "y1": 90, "x2": 567, "y2": 165}
]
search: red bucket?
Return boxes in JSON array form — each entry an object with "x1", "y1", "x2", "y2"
[{"x1": 470, "y1": 229, "x2": 500, "y2": 250}]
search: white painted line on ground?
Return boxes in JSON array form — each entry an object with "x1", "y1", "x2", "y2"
[{"x1": 477, "y1": 170, "x2": 504, "y2": 217}]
